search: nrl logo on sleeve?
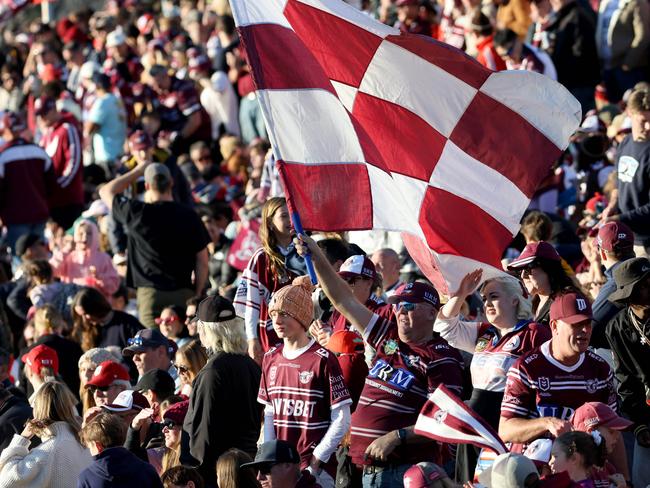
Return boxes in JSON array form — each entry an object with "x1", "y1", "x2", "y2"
[
  {"x1": 298, "y1": 371, "x2": 314, "y2": 384},
  {"x1": 538, "y1": 377, "x2": 550, "y2": 391}
]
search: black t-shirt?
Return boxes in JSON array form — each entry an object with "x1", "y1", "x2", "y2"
[
  {"x1": 98, "y1": 310, "x2": 144, "y2": 350},
  {"x1": 112, "y1": 196, "x2": 210, "y2": 290}
]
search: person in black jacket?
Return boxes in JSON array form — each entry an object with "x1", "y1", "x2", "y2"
[
  {"x1": 606, "y1": 257, "x2": 650, "y2": 488},
  {"x1": 78, "y1": 411, "x2": 162, "y2": 488},
  {"x1": 180, "y1": 295, "x2": 262, "y2": 487},
  {"x1": 0, "y1": 383, "x2": 32, "y2": 452}
]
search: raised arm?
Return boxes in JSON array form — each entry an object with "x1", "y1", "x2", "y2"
[{"x1": 294, "y1": 234, "x2": 373, "y2": 333}]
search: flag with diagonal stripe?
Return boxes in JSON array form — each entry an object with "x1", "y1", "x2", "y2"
[{"x1": 230, "y1": 0, "x2": 581, "y2": 293}]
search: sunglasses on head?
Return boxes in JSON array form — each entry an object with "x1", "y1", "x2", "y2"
[
  {"x1": 127, "y1": 336, "x2": 146, "y2": 347},
  {"x1": 394, "y1": 301, "x2": 417, "y2": 312}
]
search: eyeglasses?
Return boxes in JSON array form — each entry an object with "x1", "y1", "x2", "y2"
[
  {"x1": 175, "y1": 364, "x2": 190, "y2": 374},
  {"x1": 162, "y1": 419, "x2": 179, "y2": 430},
  {"x1": 185, "y1": 314, "x2": 196, "y2": 323},
  {"x1": 155, "y1": 316, "x2": 179, "y2": 325},
  {"x1": 394, "y1": 302, "x2": 417, "y2": 313}
]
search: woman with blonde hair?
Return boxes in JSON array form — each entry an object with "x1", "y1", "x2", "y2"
[
  {"x1": 0, "y1": 381, "x2": 93, "y2": 487},
  {"x1": 175, "y1": 339, "x2": 208, "y2": 396},
  {"x1": 234, "y1": 197, "x2": 307, "y2": 363},
  {"x1": 216, "y1": 449, "x2": 260, "y2": 488}
]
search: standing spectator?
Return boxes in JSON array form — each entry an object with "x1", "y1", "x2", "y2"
[
  {"x1": 370, "y1": 248, "x2": 405, "y2": 297},
  {"x1": 215, "y1": 449, "x2": 259, "y2": 488},
  {"x1": 78, "y1": 412, "x2": 163, "y2": 488},
  {"x1": 295, "y1": 234, "x2": 465, "y2": 487},
  {"x1": 0, "y1": 381, "x2": 93, "y2": 487},
  {"x1": 199, "y1": 71, "x2": 240, "y2": 140},
  {"x1": 543, "y1": 0, "x2": 599, "y2": 111},
  {"x1": 62, "y1": 41, "x2": 86, "y2": 95},
  {"x1": 606, "y1": 257, "x2": 650, "y2": 488},
  {"x1": 99, "y1": 161, "x2": 210, "y2": 328},
  {"x1": 181, "y1": 295, "x2": 262, "y2": 487},
  {"x1": 84, "y1": 360, "x2": 131, "y2": 408},
  {"x1": 596, "y1": 0, "x2": 650, "y2": 103},
  {"x1": 496, "y1": 0, "x2": 533, "y2": 38},
  {"x1": 259, "y1": 277, "x2": 352, "y2": 487},
  {"x1": 604, "y1": 89, "x2": 650, "y2": 257},
  {"x1": 84, "y1": 73, "x2": 127, "y2": 174},
  {"x1": 591, "y1": 222, "x2": 635, "y2": 349},
  {"x1": 174, "y1": 339, "x2": 208, "y2": 397},
  {"x1": 35, "y1": 95, "x2": 84, "y2": 230},
  {"x1": 0, "y1": 111, "x2": 54, "y2": 252},
  {"x1": 494, "y1": 28, "x2": 557, "y2": 79},
  {"x1": 235, "y1": 197, "x2": 306, "y2": 363},
  {"x1": 499, "y1": 292, "x2": 617, "y2": 444},
  {"x1": 122, "y1": 329, "x2": 179, "y2": 389},
  {"x1": 469, "y1": 11, "x2": 508, "y2": 71}
]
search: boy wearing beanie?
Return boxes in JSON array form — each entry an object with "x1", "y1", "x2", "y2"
[{"x1": 258, "y1": 276, "x2": 352, "y2": 488}]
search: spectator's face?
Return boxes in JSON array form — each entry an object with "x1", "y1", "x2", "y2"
[
  {"x1": 549, "y1": 442, "x2": 575, "y2": 475},
  {"x1": 158, "y1": 309, "x2": 183, "y2": 339},
  {"x1": 190, "y1": 148, "x2": 213, "y2": 173},
  {"x1": 343, "y1": 276, "x2": 373, "y2": 303},
  {"x1": 480, "y1": 281, "x2": 518, "y2": 328},
  {"x1": 630, "y1": 275, "x2": 650, "y2": 306},
  {"x1": 630, "y1": 109, "x2": 650, "y2": 142},
  {"x1": 394, "y1": 301, "x2": 438, "y2": 343},
  {"x1": 271, "y1": 205, "x2": 292, "y2": 238},
  {"x1": 271, "y1": 311, "x2": 305, "y2": 341},
  {"x1": 397, "y1": 5, "x2": 418, "y2": 22},
  {"x1": 163, "y1": 420, "x2": 182, "y2": 449},
  {"x1": 79, "y1": 361, "x2": 97, "y2": 385},
  {"x1": 256, "y1": 463, "x2": 297, "y2": 488},
  {"x1": 551, "y1": 318, "x2": 592, "y2": 356},
  {"x1": 92, "y1": 383, "x2": 125, "y2": 406},
  {"x1": 74, "y1": 222, "x2": 92, "y2": 249},
  {"x1": 151, "y1": 73, "x2": 170, "y2": 92},
  {"x1": 201, "y1": 216, "x2": 221, "y2": 244},
  {"x1": 371, "y1": 251, "x2": 400, "y2": 286},
  {"x1": 24, "y1": 240, "x2": 49, "y2": 261},
  {"x1": 142, "y1": 115, "x2": 161, "y2": 136},
  {"x1": 133, "y1": 346, "x2": 169, "y2": 376},
  {"x1": 1, "y1": 72, "x2": 16, "y2": 90},
  {"x1": 520, "y1": 264, "x2": 551, "y2": 296},
  {"x1": 185, "y1": 305, "x2": 197, "y2": 335},
  {"x1": 175, "y1": 352, "x2": 195, "y2": 387},
  {"x1": 530, "y1": 0, "x2": 551, "y2": 22}
]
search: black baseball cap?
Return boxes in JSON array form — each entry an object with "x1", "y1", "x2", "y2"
[
  {"x1": 241, "y1": 440, "x2": 301, "y2": 470},
  {"x1": 134, "y1": 368, "x2": 175, "y2": 400},
  {"x1": 197, "y1": 295, "x2": 237, "y2": 322},
  {"x1": 15, "y1": 233, "x2": 45, "y2": 257},
  {"x1": 122, "y1": 329, "x2": 177, "y2": 357}
]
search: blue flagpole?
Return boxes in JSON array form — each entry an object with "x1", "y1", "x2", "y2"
[{"x1": 290, "y1": 211, "x2": 318, "y2": 285}]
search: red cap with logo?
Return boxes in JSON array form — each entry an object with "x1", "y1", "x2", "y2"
[
  {"x1": 507, "y1": 241, "x2": 561, "y2": 270},
  {"x1": 597, "y1": 222, "x2": 634, "y2": 252},
  {"x1": 403, "y1": 462, "x2": 448, "y2": 488},
  {"x1": 571, "y1": 402, "x2": 633, "y2": 432},
  {"x1": 21, "y1": 344, "x2": 59, "y2": 376},
  {"x1": 85, "y1": 360, "x2": 130, "y2": 388},
  {"x1": 338, "y1": 255, "x2": 377, "y2": 281},
  {"x1": 550, "y1": 292, "x2": 592, "y2": 324},
  {"x1": 387, "y1": 281, "x2": 440, "y2": 309}
]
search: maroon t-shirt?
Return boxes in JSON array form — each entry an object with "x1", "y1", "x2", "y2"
[{"x1": 349, "y1": 314, "x2": 464, "y2": 466}]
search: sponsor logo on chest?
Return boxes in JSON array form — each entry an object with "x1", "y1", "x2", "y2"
[{"x1": 368, "y1": 359, "x2": 416, "y2": 391}]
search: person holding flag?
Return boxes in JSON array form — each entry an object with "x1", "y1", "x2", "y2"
[{"x1": 295, "y1": 234, "x2": 464, "y2": 488}]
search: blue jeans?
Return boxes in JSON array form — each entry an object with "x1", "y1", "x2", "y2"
[
  {"x1": 633, "y1": 439, "x2": 650, "y2": 488},
  {"x1": 2, "y1": 221, "x2": 46, "y2": 254},
  {"x1": 361, "y1": 464, "x2": 411, "y2": 488}
]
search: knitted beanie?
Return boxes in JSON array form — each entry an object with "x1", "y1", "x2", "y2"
[{"x1": 269, "y1": 276, "x2": 315, "y2": 328}]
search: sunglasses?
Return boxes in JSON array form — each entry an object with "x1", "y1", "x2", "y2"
[
  {"x1": 519, "y1": 263, "x2": 540, "y2": 277},
  {"x1": 162, "y1": 419, "x2": 179, "y2": 430},
  {"x1": 185, "y1": 314, "x2": 196, "y2": 323},
  {"x1": 394, "y1": 302, "x2": 417, "y2": 313},
  {"x1": 89, "y1": 384, "x2": 114, "y2": 392},
  {"x1": 155, "y1": 316, "x2": 179, "y2": 325},
  {"x1": 175, "y1": 364, "x2": 190, "y2": 374},
  {"x1": 258, "y1": 464, "x2": 277, "y2": 475}
]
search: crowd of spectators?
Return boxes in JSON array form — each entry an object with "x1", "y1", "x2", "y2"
[{"x1": 0, "y1": 0, "x2": 649, "y2": 487}]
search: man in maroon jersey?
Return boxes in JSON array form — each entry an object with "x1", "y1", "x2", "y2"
[
  {"x1": 295, "y1": 234, "x2": 464, "y2": 487},
  {"x1": 35, "y1": 96, "x2": 84, "y2": 230},
  {"x1": 499, "y1": 292, "x2": 617, "y2": 444},
  {"x1": 259, "y1": 276, "x2": 352, "y2": 488}
]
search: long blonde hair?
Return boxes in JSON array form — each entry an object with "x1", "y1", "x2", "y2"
[
  {"x1": 176, "y1": 339, "x2": 208, "y2": 381},
  {"x1": 31, "y1": 381, "x2": 82, "y2": 442},
  {"x1": 480, "y1": 276, "x2": 532, "y2": 321},
  {"x1": 259, "y1": 197, "x2": 288, "y2": 279},
  {"x1": 199, "y1": 317, "x2": 247, "y2": 355}
]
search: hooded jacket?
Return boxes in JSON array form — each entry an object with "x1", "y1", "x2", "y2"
[
  {"x1": 77, "y1": 446, "x2": 162, "y2": 488},
  {"x1": 51, "y1": 219, "x2": 120, "y2": 297}
]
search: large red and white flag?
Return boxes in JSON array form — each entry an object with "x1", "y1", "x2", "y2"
[
  {"x1": 230, "y1": 0, "x2": 581, "y2": 293},
  {"x1": 415, "y1": 385, "x2": 508, "y2": 455}
]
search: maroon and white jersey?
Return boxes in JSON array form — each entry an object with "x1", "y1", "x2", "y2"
[
  {"x1": 330, "y1": 294, "x2": 393, "y2": 334},
  {"x1": 153, "y1": 77, "x2": 211, "y2": 141},
  {"x1": 234, "y1": 248, "x2": 297, "y2": 351},
  {"x1": 349, "y1": 314, "x2": 464, "y2": 465},
  {"x1": 258, "y1": 340, "x2": 351, "y2": 468},
  {"x1": 502, "y1": 340, "x2": 616, "y2": 422}
]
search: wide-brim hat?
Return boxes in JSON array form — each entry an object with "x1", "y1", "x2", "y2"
[{"x1": 609, "y1": 258, "x2": 650, "y2": 303}]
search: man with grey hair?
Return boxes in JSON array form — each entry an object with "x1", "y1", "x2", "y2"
[
  {"x1": 100, "y1": 159, "x2": 210, "y2": 328},
  {"x1": 181, "y1": 295, "x2": 261, "y2": 486}
]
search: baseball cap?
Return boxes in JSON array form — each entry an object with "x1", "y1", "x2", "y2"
[
  {"x1": 21, "y1": 344, "x2": 59, "y2": 376},
  {"x1": 162, "y1": 399, "x2": 189, "y2": 426},
  {"x1": 507, "y1": 241, "x2": 561, "y2": 269},
  {"x1": 0, "y1": 111, "x2": 26, "y2": 133},
  {"x1": 86, "y1": 360, "x2": 130, "y2": 388},
  {"x1": 106, "y1": 29, "x2": 126, "y2": 48},
  {"x1": 609, "y1": 257, "x2": 650, "y2": 303},
  {"x1": 403, "y1": 462, "x2": 448, "y2": 488},
  {"x1": 144, "y1": 163, "x2": 172, "y2": 186},
  {"x1": 241, "y1": 440, "x2": 301, "y2": 470},
  {"x1": 197, "y1": 295, "x2": 237, "y2": 322},
  {"x1": 34, "y1": 96, "x2": 56, "y2": 116},
  {"x1": 477, "y1": 453, "x2": 538, "y2": 488},
  {"x1": 572, "y1": 402, "x2": 634, "y2": 432},
  {"x1": 122, "y1": 329, "x2": 177, "y2": 357},
  {"x1": 134, "y1": 368, "x2": 175, "y2": 399},
  {"x1": 387, "y1": 281, "x2": 440, "y2": 309},
  {"x1": 82, "y1": 200, "x2": 109, "y2": 219},
  {"x1": 597, "y1": 222, "x2": 634, "y2": 252},
  {"x1": 102, "y1": 389, "x2": 150, "y2": 412},
  {"x1": 327, "y1": 330, "x2": 365, "y2": 354},
  {"x1": 550, "y1": 292, "x2": 592, "y2": 324},
  {"x1": 136, "y1": 14, "x2": 154, "y2": 35},
  {"x1": 338, "y1": 255, "x2": 377, "y2": 281},
  {"x1": 15, "y1": 233, "x2": 45, "y2": 257},
  {"x1": 522, "y1": 438, "x2": 552, "y2": 467},
  {"x1": 396, "y1": 0, "x2": 419, "y2": 5},
  {"x1": 79, "y1": 61, "x2": 100, "y2": 80},
  {"x1": 128, "y1": 130, "x2": 153, "y2": 152}
]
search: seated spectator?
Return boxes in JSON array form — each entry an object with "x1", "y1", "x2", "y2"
[
  {"x1": 494, "y1": 28, "x2": 557, "y2": 79},
  {"x1": 51, "y1": 219, "x2": 120, "y2": 299},
  {"x1": 123, "y1": 329, "x2": 179, "y2": 391},
  {"x1": 78, "y1": 411, "x2": 163, "y2": 488},
  {"x1": 550, "y1": 431, "x2": 607, "y2": 486},
  {"x1": 241, "y1": 439, "x2": 321, "y2": 488},
  {"x1": 84, "y1": 360, "x2": 131, "y2": 407},
  {"x1": 161, "y1": 466, "x2": 204, "y2": 488},
  {"x1": 78, "y1": 348, "x2": 122, "y2": 413},
  {"x1": 156, "y1": 305, "x2": 191, "y2": 348},
  {"x1": 21, "y1": 344, "x2": 59, "y2": 404},
  {"x1": 0, "y1": 381, "x2": 93, "y2": 487},
  {"x1": 134, "y1": 368, "x2": 176, "y2": 414},
  {"x1": 478, "y1": 452, "x2": 539, "y2": 487},
  {"x1": 174, "y1": 339, "x2": 208, "y2": 397},
  {"x1": 25, "y1": 260, "x2": 81, "y2": 321},
  {"x1": 101, "y1": 389, "x2": 150, "y2": 429},
  {"x1": 216, "y1": 448, "x2": 259, "y2": 488},
  {"x1": 0, "y1": 382, "x2": 32, "y2": 452}
]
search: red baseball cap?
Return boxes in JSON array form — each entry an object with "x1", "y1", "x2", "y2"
[
  {"x1": 550, "y1": 292, "x2": 592, "y2": 324},
  {"x1": 128, "y1": 130, "x2": 153, "y2": 151},
  {"x1": 163, "y1": 399, "x2": 190, "y2": 426},
  {"x1": 507, "y1": 241, "x2": 561, "y2": 269},
  {"x1": 571, "y1": 402, "x2": 633, "y2": 432},
  {"x1": 34, "y1": 96, "x2": 57, "y2": 116},
  {"x1": 338, "y1": 255, "x2": 377, "y2": 281},
  {"x1": 85, "y1": 360, "x2": 130, "y2": 388},
  {"x1": 21, "y1": 344, "x2": 59, "y2": 376},
  {"x1": 597, "y1": 222, "x2": 634, "y2": 252},
  {"x1": 387, "y1": 281, "x2": 440, "y2": 309},
  {"x1": 403, "y1": 462, "x2": 448, "y2": 488},
  {"x1": 327, "y1": 330, "x2": 364, "y2": 354}
]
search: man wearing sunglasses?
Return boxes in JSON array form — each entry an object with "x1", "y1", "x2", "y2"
[
  {"x1": 242, "y1": 439, "x2": 320, "y2": 487},
  {"x1": 85, "y1": 360, "x2": 132, "y2": 407},
  {"x1": 122, "y1": 329, "x2": 180, "y2": 392},
  {"x1": 295, "y1": 234, "x2": 464, "y2": 487}
]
